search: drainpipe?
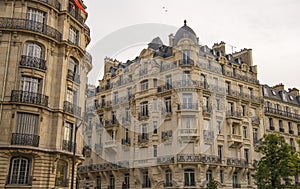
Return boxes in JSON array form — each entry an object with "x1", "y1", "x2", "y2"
[{"x1": 0, "y1": 1, "x2": 14, "y2": 125}]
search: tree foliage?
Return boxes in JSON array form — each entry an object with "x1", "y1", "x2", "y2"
[
  {"x1": 207, "y1": 178, "x2": 218, "y2": 189},
  {"x1": 253, "y1": 134, "x2": 300, "y2": 189}
]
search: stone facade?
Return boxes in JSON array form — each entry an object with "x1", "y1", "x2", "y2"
[
  {"x1": 76, "y1": 21, "x2": 300, "y2": 189},
  {"x1": 0, "y1": 0, "x2": 92, "y2": 188}
]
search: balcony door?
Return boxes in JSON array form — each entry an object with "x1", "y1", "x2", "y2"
[
  {"x1": 26, "y1": 8, "x2": 46, "y2": 32},
  {"x1": 182, "y1": 93, "x2": 192, "y2": 109},
  {"x1": 20, "y1": 76, "x2": 41, "y2": 94}
]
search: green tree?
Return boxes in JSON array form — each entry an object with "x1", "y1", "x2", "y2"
[
  {"x1": 253, "y1": 134, "x2": 300, "y2": 189},
  {"x1": 207, "y1": 178, "x2": 218, "y2": 189}
]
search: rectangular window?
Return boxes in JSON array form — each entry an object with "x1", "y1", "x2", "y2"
[
  {"x1": 247, "y1": 172, "x2": 251, "y2": 186},
  {"x1": 26, "y1": 8, "x2": 47, "y2": 32},
  {"x1": 153, "y1": 145, "x2": 157, "y2": 157},
  {"x1": 124, "y1": 173, "x2": 129, "y2": 189},
  {"x1": 109, "y1": 175, "x2": 115, "y2": 189},
  {"x1": 253, "y1": 128, "x2": 258, "y2": 143},
  {"x1": 233, "y1": 172, "x2": 239, "y2": 188},
  {"x1": 182, "y1": 50, "x2": 190, "y2": 64},
  {"x1": 220, "y1": 170, "x2": 224, "y2": 184},
  {"x1": 127, "y1": 87, "x2": 132, "y2": 99},
  {"x1": 20, "y1": 76, "x2": 42, "y2": 93},
  {"x1": 184, "y1": 170, "x2": 195, "y2": 186},
  {"x1": 218, "y1": 145, "x2": 222, "y2": 161},
  {"x1": 140, "y1": 102, "x2": 148, "y2": 117},
  {"x1": 244, "y1": 149, "x2": 249, "y2": 164},
  {"x1": 298, "y1": 124, "x2": 300, "y2": 135},
  {"x1": 63, "y1": 122, "x2": 73, "y2": 142},
  {"x1": 217, "y1": 121, "x2": 222, "y2": 134},
  {"x1": 165, "y1": 97, "x2": 172, "y2": 113},
  {"x1": 165, "y1": 170, "x2": 172, "y2": 187},
  {"x1": 216, "y1": 99, "x2": 221, "y2": 110},
  {"x1": 153, "y1": 79, "x2": 157, "y2": 87},
  {"x1": 143, "y1": 172, "x2": 151, "y2": 188},
  {"x1": 153, "y1": 121, "x2": 157, "y2": 134},
  {"x1": 68, "y1": 26, "x2": 79, "y2": 45},
  {"x1": 238, "y1": 85, "x2": 243, "y2": 95},
  {"x1": 141, "y1": 80, "x2": 148, "y2": 91},
  {"x1": 166, "y1": 75, "x2": 172, "y2": 87},
  {"x1": 243, "y1": 126, "x2": 247, "y2": 138},
  {"x1": 182, "y1": 71, "x2": 191, "y2": 85},
  {"x1": 225, "y1": 81, "x2": 231, "y2": 94},
  {"x1": 206, "y1": 170, "x2": 212, "y2": 181},
  {"x1": 248, "y1": 88, "x2": 253, "y2": 98},
  {"x1": 279, "y1": 120, "x2": 284, "y2": 132},
  {"x1": 113, "y1": 91, "x2": 118, "y2": 104},
  {"x1": 153, "y1": 99, "x2": 158, "y2": 111},
  {"x1": 182, "y1": 93, "x2": 192, "y2": 108},
  {"x1": 241, "y1": 105, "x2": 246, "y2": 116},
  {"x1": 125, "y1": 107, "x2": 130, "y2": 122}
]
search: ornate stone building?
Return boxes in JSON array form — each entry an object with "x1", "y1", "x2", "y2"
[
  {"x1": 0, "y1": 0, "x2": 92, "y2": 188},
  {"x1": 77, "y1": 21, "x2": 279, "y2": 189}
]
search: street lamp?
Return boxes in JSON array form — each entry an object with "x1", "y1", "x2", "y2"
[{"x1": 70, "y1": 118, "x2": 84, "y2": 189}]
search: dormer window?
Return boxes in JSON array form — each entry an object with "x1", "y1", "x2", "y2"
[
  {"x1": 271, "y1": 90, "x2": 276, "y2": 96},
  {"x1": 289, "y1": 95, "x2": 294, "y2": 100},
  {"x1": 282, "y1": 92, "x2": 287, "y2": 102}
]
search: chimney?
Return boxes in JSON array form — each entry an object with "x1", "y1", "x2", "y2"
[
  {"x1": 288, "y1": 88, "x2": 299, "y2": 96},
  {"x1": 169, "y1": 33, "x2": 174, "y2": 47},
  {"x1": 272, "y1": 83, "x2": 284, "y2": 91}
]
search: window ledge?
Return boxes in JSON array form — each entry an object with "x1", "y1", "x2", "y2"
[{"x1": 5, "y1": 184, "x2": 32, "y2": 188}]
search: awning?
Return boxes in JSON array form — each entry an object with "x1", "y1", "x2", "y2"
[{"x1": 73, "y1": 0, "x2": 87, "y2": 14}]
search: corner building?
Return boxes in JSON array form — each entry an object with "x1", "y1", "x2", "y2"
[
  {"x1": 78, "y1": 21, "x2": 265, "y2": 189},
  {"x1": 0, "y1": 0, "x2": 92, "y2": 188}
]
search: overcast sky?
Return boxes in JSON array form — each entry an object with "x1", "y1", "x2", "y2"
[{"x1": 84, "y1": 0, "x2": 300, "y2": 89}]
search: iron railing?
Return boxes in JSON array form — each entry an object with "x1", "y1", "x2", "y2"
[
  {"x1": 20, "y1": 55, "x2": 47, "y2": 70},
  {"x1": 11, "y1": 90, "x2": 48, "y2": 106},
  {"x1": 0, "y1": 17, "x2": 62, "y2": 41},
  {"x1": 68, "y1": 7, "x2": 84, "y2": 24},
  {"x1": 265, "y1": 107, "x2": 300, "y2": 120},
  {"x1": 11, "y1": 133, "x2": 39, "y2": 147},
  {"x1": 67, "y1": 69, "x2": 80, "y2": 84},
  {"x1": 227, "y1": 158, "x2": 248, "y2": 167},
  {"x1": 178, "y1": 103, "x2": 198, "y2": 110},
  {"x1": 63, "y1": 101, "x2": 81, "y2": 117},
  {"x1": 40, "y1": 0, "x2": 61, "y2": 10},
  {"x1": 138, "y1": 133, "x2": 149, "y2": 142}
]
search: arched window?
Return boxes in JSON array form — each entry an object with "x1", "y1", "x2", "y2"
[
  {"x1": 8, "y1": 156, "x2": 31, "y2": 185},
  {"x1": 21, "y1": 42, "x2": 46, "y2": 70},
  {"x1": 184, "y1": 169, "x2": 195, "y2": 186},
  {"x1": 55, "y1": 160, "x2": 68, "y2": 187}
]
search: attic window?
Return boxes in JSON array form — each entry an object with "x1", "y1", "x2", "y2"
[
  {"x1": 289, "y1": 95, "x2": 294, "y2": 101},
  {"x1": 271, "y1": 90, "x2": 276, "y2": 96}
]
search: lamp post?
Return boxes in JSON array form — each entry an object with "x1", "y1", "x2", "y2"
[{"x1": 71, "y1": 118, "x2": 84, "y2": 189}]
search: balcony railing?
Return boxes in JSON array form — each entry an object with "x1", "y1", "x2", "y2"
[
  {"x1": 62, "y1": 140, "x2": 74, "y2": 152},
  {"x1": 121, "y1": 138, "x2": 131, "y2": 145},
  {"x1": 177, "y1": 154, "x2": 221, "y2": 164},
  {"x1": 251, "y1": 117, "x2": 260, "y2": 125},
  {"x1": 226, "y1": 110, "x2": 241, "y2": 118},
  {"x1": 11, "y1": 90, "x2": 49, "y2": 107},
  {"x1": 157, "y1": 155, "x2": 174, "y2": 164},
  {"x1": 157, "y1": 84, "x2": 172, "y2": 92},
  {"x1": 161, "y1": 130, "x2": 172, "y2": 141},
  {"x1": 138, "y1": 112, "x2": 149, "y2": 119},
  {"x1": 11, "y1": 133, "x2": 39, "y2": 147},
  {"x1": 227, "y1": 158, "x2": 248, "y2": 167},
  {"x1": 0, "y1": 17, "x2": 62, "y2": 41},
  {"x1": 179, "y1": 59, "x2": 194, "y2": 66},
  {"x1": 138, "y1": 133, "x2": 149, "y2": 142},
  {"x1": 265, "y1": 107, "x2": 300, "y2": 120},
  {"x1": 63, "y1": 101, "x2": 81, "y2": 117},
  {"x1": 177, "y1": 103, "x2": 198, "y2": 110},
  {"x1": 40, "y1": 0, "x2": 61, "y2": 10},
  {"x1": 20, "y1": 55, "x2": 47, "y2": 70},
  {"x1": 68, "y1": 7, "x2": 84, "y2": 24},
  {"x1": 233, "y1": 183, "x2": 241, "y2": 188},
  {"x1": 55, "y1": 177, "x2": 69, "y2": 187},
  {"x1": 67, "y1": 69, "x2": 80, "y2": 84},
  {"x1": 105, "y1": 119, "x2": 119, "y2": 127}
]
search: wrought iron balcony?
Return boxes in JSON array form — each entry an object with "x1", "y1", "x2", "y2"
[
  {"x1": 226, "y1": 110, "x2": 242, "y2": 118},
  {"x1": 105, "y1": 119, "x2": 119, "y2": 127},
  {"x1": 11, "y1": 90, "x2": 49, "y2": 107},
  {"x1": 269, "y1": 125, "x2": 275, "y2": 130},
  {"x1": 227, "y1": 158, "x2": 248, "y2": 167},
  {"x1": 40, "y1": 0, "x2": 61, "y2": 10},
  {"x1": 177, "y1": 154, "x2": 221, "y2": 164},
  {"x1": 20, "y1": 55, "x2": 47, "y2": 70},
  {"x1": 68, "y1": 7, "x2": 84, "y2": 24},
  {"x1": 279, "y1": 127, "x2": 285, "y2": 132},
  {"x1": 138, "y1": 112, "x2": 149, "y2": 120},
  {"x1": 11, "y1": 133, "x2": 39, "y2": 147},
  {"x1": 161, "y1": 130, "x2": 172, "y2": 141},
  {"x1": 177, "y1": 103, "x2": 198, "y2": 110},
  {"x1": 121, "y1": 138, "x2": 131, "y2": 145},
  {"x1": 55, "y1": 177, "x2": 69, "y2": 187},
  {"x1": 67, "y1": 69, "x2": 80, "y2": 84},
  {"x1": 63, "y1": 101, "x2": 81, "y2": 117},
  {"x1": 233, "y1": 183, "x2": 241, "y2": 188},
  {"x1": 179, "y1": 59, "x2": 194, "y2": 66},
  {"x1": 289, "y1": 130, "x2": 294, "y2": 135},
  {"x1": 157, "y1": 84, "x2": 172, "y2": 92},
  {"x1": 0, "y1": 17, "x2": 62, "y2": 41},
  {"x1": 62, "y1": 139, "x2": 74, "y2": 152},
  {"x1": 138, "y1": 133, "x2": 149, "y2": 142},
  {"x1": 265, "y1": 107, "x2": 300, "y2": 120}
]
